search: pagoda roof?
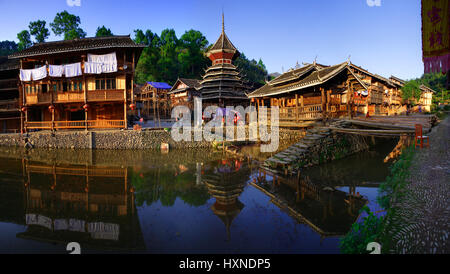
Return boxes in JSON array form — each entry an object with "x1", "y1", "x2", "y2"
[{"x1": 206, "y1": 14, "x2": 240, "y2": 58}]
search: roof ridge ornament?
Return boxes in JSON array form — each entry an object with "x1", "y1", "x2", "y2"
[{"x1": 347, "y1": 55, "x2": 351, "y2": 65}]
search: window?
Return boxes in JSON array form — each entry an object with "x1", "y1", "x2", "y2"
[
  {"x1": 96, "y1": 77, "x2": 115, "y2": 90},
  {"x1": 42, "y1": 84, "x2": 48, "y2": 93}
]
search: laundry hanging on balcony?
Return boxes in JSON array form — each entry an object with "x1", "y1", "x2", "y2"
[
  {"x1": 49, "y1": 64, "x2": 64, "y2": 77},
  {"x1": 85, "y1": 52, "x2": 118, "y2": 74},
  {"x1": 19, "y1": 69, "x2": 32, "y2": 81},
  {"x1": 20, "y1": 65, "x2": 47, "y2": 81},
  {"x1": 64, "y1": 62, "x2": 82, "y2": 78}
]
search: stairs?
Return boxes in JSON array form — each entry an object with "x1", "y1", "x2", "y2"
[{"x1": 262, "y1": 120, "x2": 351, "y2": 174}]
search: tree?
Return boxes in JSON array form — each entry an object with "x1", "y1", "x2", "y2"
[
  {"x1": 235, "y1": 53, "x2": 268, "y2": 85},
  {"x1": 178, "y1": 29, "x2": 209, "y2": 79},
  {"x1": 401, "y1": 79, "x2": 422, "y2": 104},
  {"x1": 50, "y1": 10, "x2": 86, "y2": 40},
  {"x1": 95, "y1": 26, "x2": 113, "y2": 37},
  {"x1": 17, "y1": 30, "x2": 32, "y2": 51},
  {"x1": 29, "y1": 20, "x2": 50, "y2": 43},
  {"x1": 0, "y1": 41, "x2": 18, "y2": 56}
]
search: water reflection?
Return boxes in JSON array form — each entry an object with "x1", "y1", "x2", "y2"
[
  {"x1": 203, "y1": 159, "x2": 248, "y2": 241},
  {"x1": 0, "y1": 140, "x2": 395, "y2": 253},
  {"x1": 251, "y1": 170, "x2": 367, "y2": 238},
  {"x1": 18, "y1": 160, "x2": 145, "y2": 251}
]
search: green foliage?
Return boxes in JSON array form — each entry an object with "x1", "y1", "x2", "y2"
[
  {"x1": 0, "y1": 40, "x2": 18, "y2": 56},
  {"x1": 401, "y1": 80, "x2": 422, "y2": 104},
  {"x1": 29, "y1": 20, "x2": 50, "y2": 43},
  {"x1": 377, "y1": 146, "x2": 414, "y2": 209},
  {"x1": 133, "y1": 28, "x2": 268, "y2": 86},
  {"x1": 340, "y1": 206, "x2": 384, "y2": 254},
  {"x1": 50, "y1": 10, "x2": 86, "y2": 40},
  {"x1": 407, "y1": 72, "x2": 449, "y2": 106},
  {"x1": 17, "y1": 30, "x2": 32, "y2": 51},
  {"x1": 95, "y1": 26, "x2": 113, "y2": 37},
  {"x1": 234, "y1": 53, "x2": 268, "y2": 85}
]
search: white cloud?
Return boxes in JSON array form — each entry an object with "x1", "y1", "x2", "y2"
[{"x1": 67, "y1": 0, "x2": 81, "y2": 7}]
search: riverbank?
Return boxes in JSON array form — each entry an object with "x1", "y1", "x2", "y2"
[
  {"x1": 340, "y1": 116, "x2": 449, "y2": 254},
  {"x1": 0, "y1": 127, "x2": 304, "y2": 150},
  {"x1": 380, "y1": 116, "x2": 449, "y2": 254}
]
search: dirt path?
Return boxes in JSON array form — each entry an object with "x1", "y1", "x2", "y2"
[{"x1": 383, "y1": 116, "x2": 449, "y2": 254}]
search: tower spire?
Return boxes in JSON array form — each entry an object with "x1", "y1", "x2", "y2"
[{"x1": 222, "y1": 11, "x2": 225, "y2": 33}]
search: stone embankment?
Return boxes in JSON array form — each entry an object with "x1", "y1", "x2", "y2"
[
  {"x1": 0, "y1": 127, "x2": 303, "y2": 150},
  {"x1": 263, "y1": 120, "x2": 369, "y2": 174}
]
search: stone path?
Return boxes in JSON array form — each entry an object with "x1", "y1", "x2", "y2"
[
  {"x1": 263, "y1": 120, "x2": 351, "y2": 174},
  {"x1": 383, "y1": 116, "x2": 450, "y2": 254}
]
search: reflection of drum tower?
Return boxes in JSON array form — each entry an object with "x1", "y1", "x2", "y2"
[{"x1": 203, "y1": 161, "x2": 245, "y2": 241}]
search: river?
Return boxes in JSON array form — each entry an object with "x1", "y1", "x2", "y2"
[{"x1": 0, "y1": 139, "x2": 396, "y2": 254}]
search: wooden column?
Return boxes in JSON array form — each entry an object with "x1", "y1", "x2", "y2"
[
  {"x1": 295, "y1": 94, "x2": 298, "y2": 122},
  {"x1": 123, "y1": 52, "x2": 127, "y2": 129},
  {"x1": 82, "y1": 55, "x2": 88, "y2": 131},
  {"x1": 19, "y1": 59, "x2": 25, "y2": 133},
  {"x1": 131, "y1": 51, "x2": 135, "y2": 105},
  {"x1": 327, "y1": 89, "x2": 331, "y2": 114},
  {"x1": 321, "y1": 87, "x2": 325, "y2": 118}
]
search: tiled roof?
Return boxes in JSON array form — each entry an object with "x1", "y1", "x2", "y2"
[
  {"x1": 209, "y1": 31, "x2": 238, "y2": 53},
  {"x1": 248, "y1": 62, "x2": 350, "y2": 98},
  {"x1": 179, "y1": 78, "x2": 200, "y2": 88},
  {"x1": 269, "y1": 64, "x2": 316, "y2": 85},
  {"x1": 8, "y1": 35, "x2": 146, "y2": 59},
  {"x1": 420, "y1": 84, "x2": 437, "y2": 93},
  {"x1": 349, "y1": 63, "x2": 395, "y2": 87}
]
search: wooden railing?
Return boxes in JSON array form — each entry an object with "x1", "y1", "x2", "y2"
[
  {"x1": 26, "y1": 120, "x2": 125, "y2": 130},
  {"x1": 25, "y1": 93, "x2": 51, "y2": 105},
  {"x1": 54, "y1": 92, "x2": 84, "y2": 103},
  {"x1": 87, "y1": 90, "x2": 124, "y2": 102},
  {"x1": 265, "y1": 104, "x2": 323, "y2": 123}
]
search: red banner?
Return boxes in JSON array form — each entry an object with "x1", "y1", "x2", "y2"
[{"x1": 422, "y1": 0, "x2": 450, "y2": 73}]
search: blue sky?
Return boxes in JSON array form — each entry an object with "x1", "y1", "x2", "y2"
[{"x1": 0, "y1": 0, "x2": 423, "y2": 80}]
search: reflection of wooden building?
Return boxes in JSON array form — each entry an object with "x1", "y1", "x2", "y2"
[
  {"x1": 196, "y1": 15, "x2": 250, "y2": 107},
  {"x1": 251, "y1": 170, "x2": 367, "y2": 238},
  {"x1": 8, "y1": 35, "x2": 145, "y2": 131},
  {"x1": 0, "y1": 57, "x2": 20, "y2": 133},
  {"x1": 168, "y1": 78, "x2": 200, "y2": 109},
  {"x1": 138, "y1": 81, "x2": 172, "y2": 119},
  {"x1": 16, "y1": 160, "x2": 145, "y2": 251},
  {"x1": 203, "y1": 159, "x2": 247, "y2": 240}
]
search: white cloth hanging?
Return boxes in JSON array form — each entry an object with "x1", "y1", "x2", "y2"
[
  {"x1": 83, "y1": 61, "x2": 103, "y2": 74},
  {"x1": 19, "y1": 69, "x2": 32, "y2": 81},
  {"x1": 87, "y1": 52, "x2": 117, "y2": 64},
  {"x1": 30, "y1": 65, "x2": 48, "y2": 81},
  {"x1": 49, "y1": 65, "x2": 64, "y2": 77},
  {"x1": 87, "y1": 52, "x2": 118, "y2": 73},
  {"x1": 64, "y1": 62, "x2": 82, "y2": 78}
]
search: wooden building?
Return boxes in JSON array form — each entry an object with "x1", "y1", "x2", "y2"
[
  {"x1": 8, "y1": 35, "x2": 145, "y2": 131},
  {"x1": 247, "y1": 61, "x2": 368, "y2": 127},
  {"x1": 390, "y1": 75, "x2": 435, "y2": 112},
  {"x1": 0, "y1": 57, "x2": 20, "y2": 133},
  {"x1": 138, "y1": 81, "x2": 172, "y2": 120},
  {"x1": 168, "y1": 78, "x2": 200, "y2": 109},
  {"x1": 196, "y1": 15, "x2": 250, "y2": 107}
]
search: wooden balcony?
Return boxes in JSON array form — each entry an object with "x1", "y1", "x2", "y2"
[
  {"x1": 25, "y1": 90, "x2": 126, "y2": 105},
  {"x1": 25, "y1": 120, "x2": 125, "y2": 130},
  {"x1": 25, "y1": 93, "x2": 51, "y2": 105},
  {"x1": 54, "y1": 92, "x2": 84, "y2": 103},
  {"x1": 87, "y1": 90, "x2": 125, "y2": 102}
]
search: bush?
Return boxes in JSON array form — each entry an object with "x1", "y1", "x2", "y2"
[{"x1": 340, "y1": 206, "x2": 384, "y2": 254}]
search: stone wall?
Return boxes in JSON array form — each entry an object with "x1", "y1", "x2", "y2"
[{"x1": 0, "y1": 127, "x2": 304, "y2": 150}]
